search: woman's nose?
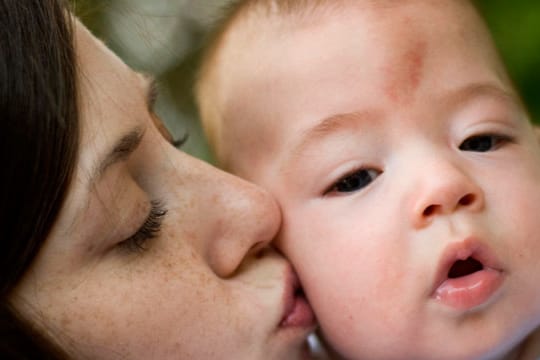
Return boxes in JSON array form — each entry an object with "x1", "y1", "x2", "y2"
[
  {"x1": 196, "y1": 163, "x2": 281, "y2": 278},
  {"x1": 410, "y1": 160, "x2": 484, "y2": 229}
]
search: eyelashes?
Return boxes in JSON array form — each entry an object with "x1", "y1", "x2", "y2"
[
  {"x1": 458, "y1": 133, "x2": 513, "y2": 152},
  {"x1": 117, "y1": 200, "x2": 167, "y2": 253},
  {"x1": 172, "y1": 132, "x2": 189, "y2": 149},
  {"x1": 323, "y1": 133, "x2": 514, "y2": 196},
  {"x1": 325, "y1": 168, "x2": 381, "y2": 195}
]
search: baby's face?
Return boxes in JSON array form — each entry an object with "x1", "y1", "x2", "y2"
[{"x1": 212, "y1": 1, "x2": 540, "y2": 358}]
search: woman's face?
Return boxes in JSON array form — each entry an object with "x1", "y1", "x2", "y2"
[{"x1": 10, "y1": 19, "x2": 315, "y2": 359}]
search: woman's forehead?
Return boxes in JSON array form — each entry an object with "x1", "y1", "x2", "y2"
[
  {"x1": 74, "y1": 19, "x2": 146, "y2": 103},
  {"x1": 61, "y1": 19, "x2": 153, "y2": 225},
  {"x1": 74, "y1": 19, "x2": 148, "y2": 156}
]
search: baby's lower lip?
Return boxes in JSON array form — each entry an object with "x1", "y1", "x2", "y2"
[{"x1": 432, "y1": 268, "x2": 504, "y2": 310}]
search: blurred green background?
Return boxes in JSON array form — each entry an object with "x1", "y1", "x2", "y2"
[
  {"x1": 71, "y1": 0, "x2": 540, "y2": 162},
  {"x1": 476, "y1": 0, "x2": 540, "y2": 124}
]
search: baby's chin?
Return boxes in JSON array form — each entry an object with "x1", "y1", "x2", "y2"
[{"x1": 318, "y1": 314, "x2": 537, "y2": 360}]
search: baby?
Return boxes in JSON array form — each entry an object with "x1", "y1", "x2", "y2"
[{"x1": 195, "y1": 1, "x2": 540, "y2": 359}]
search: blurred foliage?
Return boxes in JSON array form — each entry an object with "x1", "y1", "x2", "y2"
[
  {"x1": 70, "y1": 0, "x2": 540, "y2": 163},
  {"x1": 69, "y1": 0, "x2": 218, "y2": 161},
  {"x1": 476, "y1": 0, "x2": 540, "y2": 124}
]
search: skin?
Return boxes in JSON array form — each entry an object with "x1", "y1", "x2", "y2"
[
  {"x1": 9, "y1": 19, "x2": 316, "y2": 360},
  {"x1": 205, "y1": 1, "x2": 540, "y2": 359}
]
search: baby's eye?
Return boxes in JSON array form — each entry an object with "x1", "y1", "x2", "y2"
[
  {"x1": 459, "y1": 134, "x2": 511, "y2": 152},
  {"x1": 328, "y1": 168, "x2": 381, "y2": 194}
]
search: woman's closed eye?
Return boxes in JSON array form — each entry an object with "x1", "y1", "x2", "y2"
[
  {"x1": 117, "y1": 200, "x2": 167, "y2": 253},
  {"x1": 326, "y1": 168, "x2": 381, "y2": 195},
  {"x1": 459, "y1": 134, "x2": 513, "y2": 152}
]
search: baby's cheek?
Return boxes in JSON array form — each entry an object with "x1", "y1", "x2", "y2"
[{"x1": 294, "y1": 244, "x2": 359, "y2": 325}]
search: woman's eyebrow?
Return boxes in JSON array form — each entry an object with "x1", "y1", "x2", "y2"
[
  {"x1": 90, "y1": 126, "x2": 145, "y2": 187},
  {"x1": 89, "y1": 75, "x2": 157, "y2": 187},
  {"x1": 139, "y1": 73, "x2": 159, "y2": 113},
  {"x1": 146, "y1": 76, "x2": 159, "y2": 113}
]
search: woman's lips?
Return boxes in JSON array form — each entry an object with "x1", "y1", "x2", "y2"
[
  {"x1": 431, "y1": 238, "x2": 505, "y2": 311},
  {"x1": 280, "y1": 269, "x2": 316, "y2": 328}
]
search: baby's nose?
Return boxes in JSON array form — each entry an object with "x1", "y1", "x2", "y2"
[{"x1": 410, "y1": 160, "x2": 484, "y2": 229}]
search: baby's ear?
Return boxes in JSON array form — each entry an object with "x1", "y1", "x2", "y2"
[{"x1": 535, "y1": 125, "x2": 540, "y2": 143}]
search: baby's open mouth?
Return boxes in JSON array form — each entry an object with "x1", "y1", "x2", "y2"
[
  {"x1": 432, "y1": 239, "x2": 505, "y2": 310},
  {"x1": 447, "y1": 256, "x2": 483, "y2": 278}
]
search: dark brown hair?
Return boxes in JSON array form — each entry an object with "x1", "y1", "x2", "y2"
[{"x1": 0, "y1": 0, "x2": 79, "y2": 357}]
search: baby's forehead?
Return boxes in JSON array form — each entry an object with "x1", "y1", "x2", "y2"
[
  {"x1": 219, "y1": 0, "x2": 488, "y2": 75},
  {"x1": 205, "y1": 0, "x2": 504, "y2": 162},
  {"x1": 219, "y1": 0, "x2": 494, "y2": 85}
]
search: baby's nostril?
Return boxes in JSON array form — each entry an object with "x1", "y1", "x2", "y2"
[
  {"x1": 422, "y1": 193, "x2": 476, "y2": 218},
  {"x1": 423, "y1": 205, "x2": 436, "y2": 217},
  {"x1": 459, "y1": 194, "x2": 475, "y2": 206}
]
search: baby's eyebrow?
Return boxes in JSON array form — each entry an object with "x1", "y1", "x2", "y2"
[
  {"x1": 442, "y1": 82, "x2": 520, "y2": 110},
  {"x1": 286, "y1": 83, "x2": 520, "y2": 167},
  {"x1": 290, "y1": 109, "x2": 380, "y2": 160}
]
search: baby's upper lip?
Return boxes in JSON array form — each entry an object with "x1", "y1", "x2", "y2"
[{"x1": 430, "y1": 236, "x2": 503, "y2": 295}]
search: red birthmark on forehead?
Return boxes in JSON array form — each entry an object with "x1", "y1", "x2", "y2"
[{"x1": 383, "y1": 40, "x2": 427, "y2": 105}]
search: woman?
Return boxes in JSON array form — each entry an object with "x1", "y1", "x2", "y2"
[{"x1": 0, "y1": 0, "x2": 316, "y2": 358}]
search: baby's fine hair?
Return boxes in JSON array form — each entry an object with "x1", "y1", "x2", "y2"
[
  {"x1": 196, "y1": 0, "x2": 340, "y2": 77},
  {"x1": 194, "y1": 0, "x2": 342, "y2": 153},
  {"x1": 195, "y1": 0, "x2": 478, "y2": 96}
]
